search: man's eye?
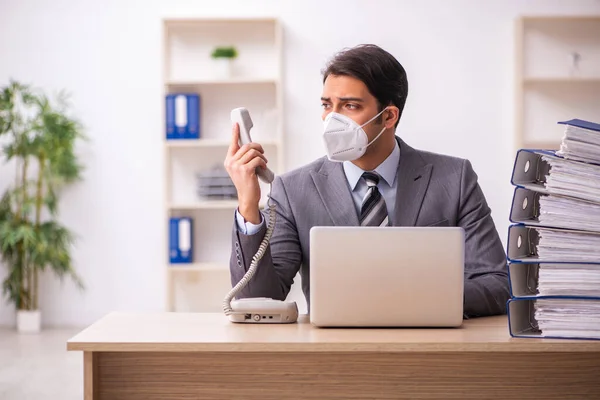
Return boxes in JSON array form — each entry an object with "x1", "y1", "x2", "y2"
[
  {"x1": 346, "y1": 104, "x2": 358, "y2": 110},
  {"x1": 321, "y1": 103, "x2": 330, "y2": 109}
]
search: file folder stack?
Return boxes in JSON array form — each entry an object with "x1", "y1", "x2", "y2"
[
  {"x1": 507, "y1": 119, "x2": 600, "y2": 340},
  {"x1": 196, "y1": 166, "x2": 237, "y2": 200}
]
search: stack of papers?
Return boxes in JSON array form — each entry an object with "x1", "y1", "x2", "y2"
[
  {"x1": 541, "y1": 154, "x2": 600, "y2": 204},
  {"x1": 534, "y1": 298, "x2": 600, "y2": 339},
  {"x1": 538, "y1": 264, "x2": 600, "y2": 297},
  {"x1": 538, "y1": 194, "x2": 600, "y2": 232},
  {"x1": 557, "y1": 119, "x2": 600, "y2": 164},
  {"x1": 536, "y1": 227, "x2": 600, "y2": 262},
  {"x1": 535, "y1": 119, "x2": 600, "y2": 339},
  {"x1": 196, "y1": 166, "x2": 237, "y2": 200}
]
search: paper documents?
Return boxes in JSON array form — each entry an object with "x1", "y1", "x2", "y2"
[
  {"x1": 538, "y1": 264, "x2": 600, "y2": 297},
  {"x1": 535, "y1": 298, "x2": 600, "y2": 339},
  {"x1": 541, "y1": 154, "x2": 600, "y2": 204},
  {"x1": 537, "y1": 194, "x2": 600, "y2": 232},
  {"x1": 508, "y1": 119, "x2": 600, "y2": 340},
  {"x1": 536, "y1": 227, "x2": 600, "y2": 262},
  {"x1": 557, "y1": 119, "x2": 600, "y2": 165}
]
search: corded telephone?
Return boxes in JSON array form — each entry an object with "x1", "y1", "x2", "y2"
[{"x1": 222, "y1": 107, "x2": 299, "y2": 324}]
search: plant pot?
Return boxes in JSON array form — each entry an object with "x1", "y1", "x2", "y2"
[
  {"x1": 214, "y1": 58, "x2": 233, "y2": 79},
  {"x1": 17, "y1": 310, "x2": 41, "y2": 333}
]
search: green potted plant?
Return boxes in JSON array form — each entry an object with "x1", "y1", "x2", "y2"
[
  {"x1": 211, "y1": 46, "x2": 238, "y2": 79},
  {"x1": 0, "y1": 80, "x2": 85, "y2": 333}
]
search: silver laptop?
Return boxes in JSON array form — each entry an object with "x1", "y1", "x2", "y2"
[{"x1": 309, "y1": 226, "x2": 465, "y2": 328}]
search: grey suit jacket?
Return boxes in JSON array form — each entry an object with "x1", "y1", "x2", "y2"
[{"x1": 230, "y1": 137, "x2": 510, "y2": 317}]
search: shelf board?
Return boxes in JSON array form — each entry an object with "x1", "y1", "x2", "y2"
[
  {"x1": 166, "y1": 139, "x2": 280, "y2": 148},
  {"x1": 524, "y1": 77, "x2": 600, "y2": 84},
  {"x1": 520, "y1": 15, "x2": 600, "y2": 22},
  {"x1": 166, "y1": 78, "x2": 277, "y2": 86},
  {"x1": 168, "y1": 200, "x2": 269, "y2": 211},
  {"x1": 521, "y1": 140, "x2": 561, "y2": 150},
  {"x1": 168, "y1": 263, "x2": 228, "y2": 272},
  {"x1": 168, "y1": 200, "x2": 239, "y2": 210},
  {"x1": 164, "y1": 17, "x2": 278, "y2": 28}
]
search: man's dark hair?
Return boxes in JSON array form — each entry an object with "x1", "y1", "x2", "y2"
[{"x1": 322, "y1": 44, "x2": 408, "y2": 127}]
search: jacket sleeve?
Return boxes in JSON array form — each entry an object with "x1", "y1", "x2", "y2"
[
  {"x1": 458, "y1": 159, "x2": 511, "y2": 317},
  {"x1": 229, "y1": 175, "x2": 302, "y2": 300}
]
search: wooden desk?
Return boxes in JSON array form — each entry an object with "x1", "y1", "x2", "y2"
[{"x1": 67, "y1": 313, "x2": 600, "y2": 400}]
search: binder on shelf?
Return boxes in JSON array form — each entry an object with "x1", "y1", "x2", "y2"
[
  {"x1": 169, "y1": 217, "x2": 193, "y2": 264},
  {"x1": 507, "y1": 296, "x2": 600, "y2": 340},
  {"x1": 166, "y1": 93, "x2": 200, "y2": 139}
]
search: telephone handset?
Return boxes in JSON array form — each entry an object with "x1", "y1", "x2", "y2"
[
  {"x1": 222, "y1": 107, "x2": 299, "y2": 324},
  {"x1": 230, "y1": 107, "x2": 275, "y2": 184}
]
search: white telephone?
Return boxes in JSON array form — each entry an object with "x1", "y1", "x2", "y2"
[{"x1": 222, "y1": 107, "x2": 299, "y2": 324}]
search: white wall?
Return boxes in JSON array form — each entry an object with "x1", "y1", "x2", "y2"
[{"x1": 1, "y1": 0, "x2": 599, "y2": 327}]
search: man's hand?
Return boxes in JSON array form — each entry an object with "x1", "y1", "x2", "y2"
[{"x1": 224, "y1": 122, "x2": 268, "y2": 225}]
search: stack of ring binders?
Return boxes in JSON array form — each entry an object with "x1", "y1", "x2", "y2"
[{"x1": 506, "y1": 119, "x2": 600, "y2": 340}]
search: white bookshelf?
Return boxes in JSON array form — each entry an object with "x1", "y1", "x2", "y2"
[
  {"x1": 514, "y1": 15, "x2": 600, "y2": 151},
  {"x1": 162, "y1": 18, "x2": 284, "y2": 312}
]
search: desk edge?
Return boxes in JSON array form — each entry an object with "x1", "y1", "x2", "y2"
[{"x1": 66, "y1": 341, "x2": 600, "y2": 353}]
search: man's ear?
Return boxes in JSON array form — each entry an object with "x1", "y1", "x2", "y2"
[{"x1": 384, "y1": 106, "x2": 399, "y2": 129}]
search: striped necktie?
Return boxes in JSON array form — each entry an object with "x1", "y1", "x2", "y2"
[{"x1": 359, "y1": 172, "x2": 389, "y2": 226}]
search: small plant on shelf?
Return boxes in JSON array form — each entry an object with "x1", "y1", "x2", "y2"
[
  {"x1": 210, "y1": 46, "x2": 238, "y2": 59},
  {"x1": 0, "y1": 79, "x2": 86, "y2": 333},
  {"x1": 211, "y1": 46, "x2": 238, "y2": 79}
]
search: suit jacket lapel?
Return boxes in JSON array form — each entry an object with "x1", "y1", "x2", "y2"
[
  {"x1": 393, "y1": 137, "x2": 433, "y2": 226},
  {"x1": 310, "y1": 161, "x2": 359, "y2": 226}
]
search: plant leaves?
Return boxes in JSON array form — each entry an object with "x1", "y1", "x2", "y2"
[{"x1": 0, "y1": 79, "x2": 86, "y2": 307}]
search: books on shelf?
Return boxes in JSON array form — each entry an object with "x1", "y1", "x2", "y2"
[
  {"x1": 507, "y1": 118, "x2": 600, "y2": 340},
  {"x1": 166, "y1": 93, "x2": 200, "y2": 139}
]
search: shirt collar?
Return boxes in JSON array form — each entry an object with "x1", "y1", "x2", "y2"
[{"x1": 343, "y1": 139, "x2": 400, "y2": 191}]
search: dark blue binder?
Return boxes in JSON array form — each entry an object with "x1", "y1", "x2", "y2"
[
  {"x1": 509, "y1": 149, "x2": 556, "y2": 192},
  {"x1": 169, "y1": 217, "x2": 193, "y2": 264},
  {"x1": 508, "y1": 186, "x2": 600, "y2": 232},
  {"x1": 506, "y1": 223, "x2": 600, "y2": 264},
  {"x1": 507, "y1": 296, "x2": 600, "y2": 340},
  {"x1": 558, "y1": 118, "x2": 600, "y2": 132},
  {"x1": 507, "y1": 261, "x2": 600, "y2": 298},
  {"x1": 166, "y1": 93, "x2": 200, "y2": 139}
]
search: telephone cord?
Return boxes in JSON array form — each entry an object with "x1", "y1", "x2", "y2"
[{"x1": 222, "y1": 185, "x2": 276, "y2": 316}]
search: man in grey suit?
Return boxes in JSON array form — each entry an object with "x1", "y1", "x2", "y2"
[{"x1": 224, "y1": 44, "x2": 510, "y2": 318}]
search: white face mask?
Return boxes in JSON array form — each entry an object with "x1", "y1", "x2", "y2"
[{"x1": 322, "y1": 108, "x2": 387, "y2": 162}]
